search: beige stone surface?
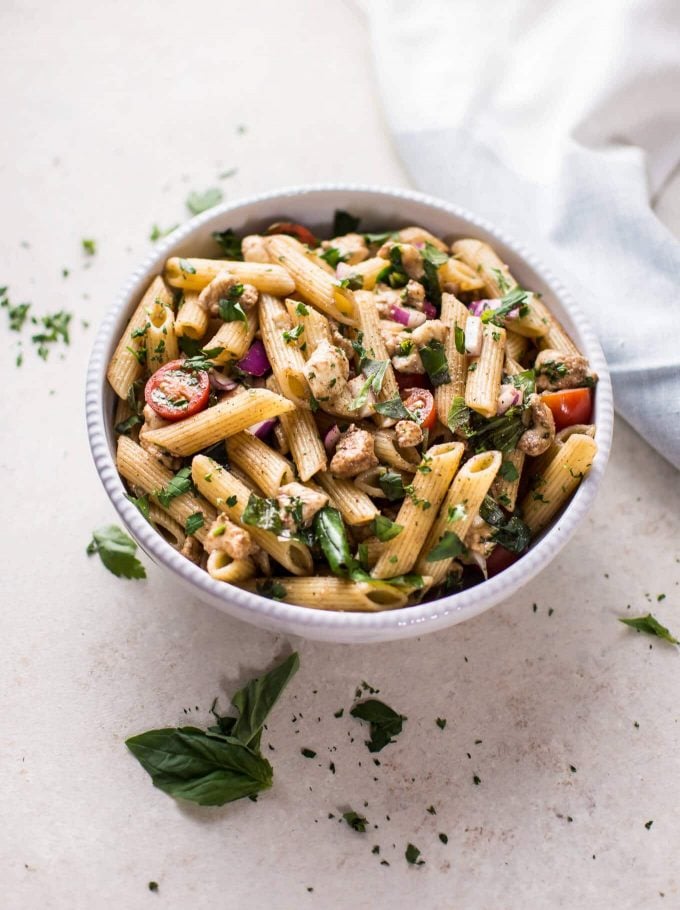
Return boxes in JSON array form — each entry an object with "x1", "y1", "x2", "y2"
[{"x1": 1, "y1": 1, "x2": 679, "y2": 908}]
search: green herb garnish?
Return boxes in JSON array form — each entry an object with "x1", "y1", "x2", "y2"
[
  {"x1": 619, "y1": 614, "x2": 679, "y2": 645},
  {"x1": 373, "y1": 515, "x2": 404, "y2": 542},
  {"x1": 185, "y1": 512, "x2": 205, "y2": 536},
  {"x1": 419, "y1": 340, "x2": 450, "y2": 387},
  {"x1": 426, "y1": 531, "x2": 466, "y2": 562},
  {"x1": 87, "y1": 525, "x2": 146, "y2": 579},
  {"x1": 156, "y1": 467, "x2": 193, "y2": 508},
  {"x1": 333, "y1": 210, "x2": 361, "y2": 235},
  {"x1": 350, "y1": 699, "x2": 406, "y2": 753},
  {"x1": 212, "y1": 228, "x2": 243, "y2": 260},
  {"x1": 187, "y1": 187, "x2": 223, "y2": 215}
]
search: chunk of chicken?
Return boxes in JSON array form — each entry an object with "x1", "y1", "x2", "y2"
[
  {"x1": 321, "y1": 233, "x2": 369, "y2": 265},
  {"x1": 198, "y1": 271, "x2": 259, "y2": 317},
  {"x1": 534, "y1": 348, "x2": 598, "y2": 392},
  {"x1": 330, "y1": 425, "x2": 379, "y2": 477},
  {"x1": 329, "y1": 320, "x2": 355, "y2": 361},
  {"x1": 276, "y1": 482, "x2": 329, "y2": 529},
  {"x1": 204, "y1": 514, "x2": 256, "y2": 560},
  {"x1": 395, "y1": 420, "x2": 423, "y2": 448},
  {"x1": 377, "y1": 241, "x2": 424, "y2": 280},
  {"x1": 241, "y1": 235, "x2": 270, "y2": 263},
  {"x1": 518, "y1": 393, "x2": 556, "y2": 457},
  {"x1": 180, "y1": 535, "x2": 203, "y2": 565},
  {"x1": 303, "y1": 340, "x2": 349, "y2": 400},
  {"x1": 401, "y1": 280, "x2": 426, "y2": 310},
  {"x1": 410, "y1": 319, "x2": 447, "y2": 347}
]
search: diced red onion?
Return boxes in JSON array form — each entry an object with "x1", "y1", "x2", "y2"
[
  {"x1": 468, "y1": 298, "x2": 496, "y2": 317},
  {"x1": 324, "y1": 424, "x2": 341, "y2": 455},
  {"x1": 208, "y1": 370, "x2": 238, "y2": 392},
  {"x1": 497, "y1": 385, "x2": 523, "y2": 415},
  {"x1": 390, "y1": 305, "x2": 426, "y2": 328},
  {"x1": 249, "y1": 418, "x2": 277, "y2": 440},
  {"x1": 237, "y1": 339, "x2": 271, "y2": 376},
  {"x1": 335, "y1": 262, "x2": 353, "y2": 280},
  {"x1": 422, "y1": 300, "x2": 437, "y2": 319}
]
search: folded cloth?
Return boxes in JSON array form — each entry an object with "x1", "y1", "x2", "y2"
[{"x1": 359, "y1": 0, "x2": 680, "y2": 468}]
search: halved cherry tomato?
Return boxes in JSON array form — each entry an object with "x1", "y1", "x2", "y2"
[
  {"x1": 402, "y1": 388, "x2": 436, "y2": 430},
  {"x1": 266, "y1": 221, "x2": 317, "y2": 247},
  {"x1": 541, "y1": 388, "x2": 593, "y2": 431},
  {"x1": 486, "y1": 544, "x2": 520, "y2": 577},
  {"x1": 395, "y1": 371, "x2": 432, "y2": 392},
  {"x1": 145, "y1": 359, "x2": 210, "y2": 422}
]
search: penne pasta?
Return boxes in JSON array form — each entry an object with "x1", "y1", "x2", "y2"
[
  {"x1": 174, "y1": 290, "x2": 209, "y2": 340},
  {"x1": 238, "y1": 576, "x2": 408, "y2": 611},
  {"x1": 225, "y1": 430, "x2": 295, "y2": 498},
  {"x1": 206, "y1": 551, "x2": 256, "y2": 583},
  {"x1": 142, "y1": 389, "x2": 295, "y2": 456},
  {"x1": 436, "y1": 292, "x2": 469, "y2": 422},
  {"x1": 465, "y1": 324, "x2": 506, "y2": 417},
  {"x1": 164, "y1": 257, "x2": 295, "y2": 295},
  {"x1": 315, "y1": 472, "x2": 379, "y2": 526},
  {"x1": 259, "y1": 293, "x2": 309, "y2": 405},
  {"x1": 285, "y1": 297, "x2": 333, "y2": 351},
  {"x1": 145, "y1": 296, "x2": 179, "y2": 372}
]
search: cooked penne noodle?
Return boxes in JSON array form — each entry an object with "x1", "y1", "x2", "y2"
[
  {"x1": 350, "y1": 257, "x2": 390, "y2": 290},
  {"x1": 205, "y1": 306, "x2": 257, "y2": 364},
  {"x1": 315, "y1": 472, "x2": 379, "y2": 526},
  {"x1": 225, "y1": 430, "x2": 295, "y2": 497},
  {"x1": 267, "y1": 234, "x2": 358, "y2": 325},
  {"x1": 373, "y1": 429, "x2": 419, "y2": 473},
  {"x1": 238, "y1": 576, "x2": 408, "y2": 611},
  {"x1": 505, "y1": 330, "x2": 529, "y2": 363},
  {"x1": 107, "y1": 276, "x2": 174, "y2": 398},
  {"x1": 164, "y1": 257, "x2": 295, "y2": 295},
  {"x1": 174, "y1": 290, "x2": 209, "y2": 340},
  {"x1": 142, "y1": 389, "x2": 295, "y2": 456},
  {"x1": 259, "y1": 293, "x2": 309, "y2": 405},
  {"x1": 415, "y1": 450, "x2": 502, "y2": 585},
  {"x1": 145, "y1": 297, "x2": 179, "y2": 372},
  {"x1": 372, "y1": 443, "x2": 464, "y2": 578},
  {"x1": 436, "y1": 292, "x2": 468, "y2": 421},
  {"x1": 538, "y1": 316, "x2": 581, "y2": 355},
  {"x1": 521, "y1": 433, "x2": 598, "y2": 534},
  {"x1": 353, "y1": 290, "x2": 400, "y2": 415},
  {"x1": 285, "y1": 298, "x2": 333, "y2": 350},
  {"x1": 206, "y1": 551, "x2": 256, "y2": 583},
  {"x1": 116, "y1": 436, "x2": 216, "y2": 543},
  {"x1": 192, "y1": 455, "x2": 313, "y2": 575},
  {"x1": 438, "y1": 257, "x2": 485, "y2": 292},
  {"x1": 465, "y1": 324, "x2": 506, "y2": 417},
  {"x1": 491, "y1": 448, "x2": 525, "y2": 512},
  {"x1": 267, "y1": 375, "x2": 327, "y2": 480},
  {"x1": 147, "y1": 504, "x2": 186, "y2": 550},
  {"x1": 528, "y1": 423, "x2": 596, "y2": 480}
]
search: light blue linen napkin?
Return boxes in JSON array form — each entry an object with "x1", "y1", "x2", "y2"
[{"x1": 360, "y1": 0, "x2": 680, "y2": 468}]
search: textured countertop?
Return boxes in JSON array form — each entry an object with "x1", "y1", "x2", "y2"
[{"x1": 2, "y1": 2, "x2": 680, "y2": 908}]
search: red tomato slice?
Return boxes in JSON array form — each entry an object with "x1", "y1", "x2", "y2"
[
  {"x1": 541, "y1": 388, "x2": 593, "y2": 431},
  {"x1": 266, "y1": 221, "x2": 317, "y2": 246},
  {"x1": 396, "y1": 372, "x2": 432, "y2": 392},
  {"x1": 486, "y1": 544, "x2": 520, "y2": 577},
  {"x1": 145, "y1": 359, "x2": 210, "y2": 421},
  {"x1": 402, "y1": 388, "x2": 436, "y2": 430}
]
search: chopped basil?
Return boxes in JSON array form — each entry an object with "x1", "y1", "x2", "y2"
[
  {"x1": 343, "y1": 810, "x2": 368, "y2": 833},
  {"x1": 185, "y1": 512, "x2": 204, "y2": 536},
  {"x1": 447, "y1": 504, "x2": 466, "y2": 523},
  {"x1": 491, "y1": 268, "x2": 511, "y2": 294},
  {"x1": 242, "y1": 494, "x2": 283, "y2": 535},
  {"x1": 115, "y1": 413, "x2": 142, "y2": 435},
  {"x1": 156, "y1": 467, "x2": 193, "y2": 508},
  {"x1": 86, "y1": 525, "x2": 146, "y2": 579},
  {"x1": 498, "y1": 461, "x2": 520, "y2": 482},
  {"x1": 186, "y1": 187, "x2": 223, "y2": 215},
  {"x1": 182, "y1": 347, "x2": 224, "y2": 372},
  {"x1": 447, "y1": 396, "x2": 473, "y2": 437},
  {"x1": 350, "y1": 699, "x2": 406, "y2": 753},
  {"x1": 257, "y1": 579, "x2": 287, "y2": 601},
  {"x1": 301, "y1": 748, "x2": 316, "y2": 759},
  {"x1": 364, "y1": 230, "x2": 396, "y2": 245},
  {"x1": 426, "y1": 531, "x2": 466, "y2": 562},
  {"x1": 481, "y1": 287, "x2": 529, "y2": 326},
  {"x1": 320, "y1": 246, "x2": 348, "y2": 269},
  {"x1": 283, "y1": 323, "x2": 304, "y2": 344},
  {"x1": 218, "y1": 285, "x2": 247, "y2": 323},
  {"x1": 378, "y1": 470, "x2": 406, "y2": 501},
  {"x1": 126, "y1": 493, "x2": 150, "y2": 520},
  {"x1": 420, "y1": 243, "x2": 447, "y2": 309},
  {"x1": 335, "y1": 274, "x2": 363, "y2": 291},
  {"x1": 212, "y1": 228, "x2": 243, "y2": 260},
  {"x1": 479, "y1": 495, "x2": 530, "y2": 553},
  {"x1": 619, "y1": 614, "x2": 678, "y2": 645},
  {"x1": 373, "y1": 515, "x2": 404, "y2": 542},
  {"x1": 333, "y1": 210, "x2": 361, "y2": 235},
  {"x1": 405, "y1": 843, "x2": 424, "y2": 865},
  {"x1": 178, "y1": 258, "x2": 196, "y2": 275},
  {"x1": 82, "y1": 238, "x2": 96, "y2": 256},
  {"x1": 150, "y1": 223, "x2": 178, "y2": 242},
  {"x1": 436, "y1": 718, "x2": 446, "y2": 730},
  {"x1": 374, "y1": 397, "x2": 416, "y2": 421},
  {"x1": 454, "y1": 325, "x2": 466, "y2": 355},
  {"x1": 295, "y1": 302, "x2": 309, "y2": 316},
  {"x1": 226, "y1": 495, "x2": 238, "y2": 507},
  {"x1": 351, "y1": 358, "x2": 389, "y2": 410},
  {"x1": 313, "y1": 507, "x2": 355, "y2": 576},
  {"x1": 419, "y1": 340, "x2": 450, "y2": 387}
]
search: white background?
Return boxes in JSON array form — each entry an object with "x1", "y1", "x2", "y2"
[{"x1": 2, "y1": 2, "x2": 679, "y2": 908}]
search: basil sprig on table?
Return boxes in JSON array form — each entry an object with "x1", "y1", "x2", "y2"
[
  {"x1": 350, "y1": 698, "x2": 406, "y2": 753},
  {"x1": 86, "y1": 525, "x2": 146, "y2": 579},
  {"x1": 125, "y1": 653, "x2": 300, "y2": 806}
]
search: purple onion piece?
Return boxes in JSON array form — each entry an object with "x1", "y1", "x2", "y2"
[
  {"x1": 324, "y1": 424, "x2": 341, "y2": 455},
  {"x1": 209, "y1": 370, "x2": 238, "y2": 392},
  {"x1": 237, "y1": 339, "x2": 271, "y2": 376},
  {"x1": 390, "y1": 305, "x2": 411, "y2": 326},
  {"x1": 335, "y1": 262, "x2": 352, "y2": 280},
  {"x1": 423, "y1": 300, "x2": 437, "y2": 319},
  {"x1": 497, "y1": 385, "x2": 523, "y2": 415},
  {"x1": 249, "y1": 418, "x2": 278, "y2": 440}
]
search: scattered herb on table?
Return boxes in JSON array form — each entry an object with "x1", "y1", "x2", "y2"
[
  {"x1": 150, "y1": 224, "x2": 178, "y2": 241},
  {"x1": 212, "y1": 228, "x2": 243, "y2": 259},
  {"x1": 436, "y1": 717, "x2": 447, "y2": 730},
  {"x1": 86, "y1": 525, "x2": 146, "y2": 579},
  {"x1": 82, "y1": 238, "x2": 96, "y2": 256},
  {"x1": 619, "y1": 614, "x2": 678, "y2": 645},
  {"x1": 439, "y1": 833, "x2": 448, "y2": 844},
  {"x1": 126, "y1": 652, "x2": 299, "y2": 806},
  {"x1": 405, "y1": 843, "x2": 424, "y2": 865},
  {"x1": 187, "y1": 187, "x2": 223, "y2": 215},
  {"x1": 350, "y1": 699, "x2": 406, "y2": 753},
  {"x1": 301, "y1": 748, "x2": 317, "y2": 759},
  {"x1": 343, "y1": 810, "x2": 368, "y2": 833}
]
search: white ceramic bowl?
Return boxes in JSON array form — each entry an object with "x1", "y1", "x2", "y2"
[{"x1": 86, "y1": 184, "x2": 613, "y2": 643}]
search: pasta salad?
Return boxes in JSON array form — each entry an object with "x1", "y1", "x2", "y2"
[{"x1": 107, "y1": 214, "x2": 598, "y2": 611}]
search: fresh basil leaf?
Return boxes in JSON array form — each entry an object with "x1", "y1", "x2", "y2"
[
  {"x1": 125, "y1": 726, "x2": 272, "y2": 806},
  {"x1": 295, "y1": 302, "x2": 309, "y2": 316},
  {"x1": 405, "y1": 843, "x2": 424, "y2": 865},
  {"x1": 212, "y1": 228, "x2": 243, "y2": 260},
  {"x1": 335, "y1": 274, "x2": 363, "y2": 291},
  {"x1": 343, "y1": 810, "x2": 368, "y2": 832},
  {"x1": 364, "y1": 231, "x2": 396, "y2": 245},
  {"x1": 156, "y1": 467, "x2": 193, "y2": 508},
  {"x1": 178, "y1": 258, "x2": 196, "y2": 275},
  {"x1": 426, "y1": 531, "x2": 466, "y2": 562},
  {"x1": 421, "y1": 258, "x2": 442, "y2": 309},
  {"x1": 421, "y1": 243, "x2": 448, "y2": 268},
  {"x1": 187, "y1": 187, "x2": 223, "y2": 215},
  {"x1": 491, "y1": 515, "x2": 530, "y2": 553},
  {"x1": 447, "y1": 504, "x2": 466, "y2": 524},
  {"x1": 351, "y1": 358, "x2": 389, "y2": 410},
  {"x1": 383, "y1": 573, "x2": 424, "y2": 590},
  {"x1": 481, "y1": 287, "x2": 529, "y2": 326},
  {"x1": 357, "y1": 541, "x2": 369, "y2": 571},
  {"x1": 256, "y1": 579, "x2": 287, "y2": 601},
  {"x1": 498, "y1": 460, "x2": 520, "y2": 482},
  {"x1": 115, "y1": 413, "x2": 142, "y2": 436},
  {"x1": 86, "y1": 524, "x2": 146, "y2": 579},
  {"x1": 319, "y1": 247, "x2": 348, "y2": 269},
  {"x1": 447, "y1": 396, "x2": 473, "y2": 436},
  {"x1": 419, "y1": 340, "x2": 450, "y2": 387},
  {"x1": 374, "y1": 397, "x2": 415, "y2": 421},
  {"x1": 178, "y1": 335, "x2": 203, "y2": 357},
  {"x1": 242, "y1": 494, "x2": 283, "y2": 535},
  {"x1": 454, "y1": 325, "x2": 466, "y2": 356},
  {"x1": 333, "y1": 210, "x2": 361, "y2": 235},
  {"x1": 350, "y1": 699, "x2": 406, "y2": 753},
  {"x1": 283, "y1": 323, "x2": 304, "y2": 344},
  {"x1": 510, "y1": 368, "x2": 535, "y2": 398},
  {"x1": 472, "y1": 409, "x2": 524, "y2": 454},
  {"x1": 230, "y1": 652, "x2": 301, "y2": 748},
  {"x1": 619, "y1": 614, "x2": 679, "y2": 645},
  {"x1": 479, "y1": 495, "x2": 506, "y2": 528},
  {"x1": 185, "y1": 512, "x2": 204, "y2": 536},
  {"x1": 126, "y1": 493, "x2": 150, "y2": 520},
  {"x1": 378, "y1": 470, "x2": 406, "y2": 501},
  {"x1": 373, "y1": 515, "x2": 404, "y2": 542},
  {"x1": 218, "y1": 285, "x2": 247, "y2": 323},
  {"x1": 182, "y1": 347, "x2": 224, "y2": 372},
  {"x1": 313, "y1": 507, "x2": 354, "y2": 576}
]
